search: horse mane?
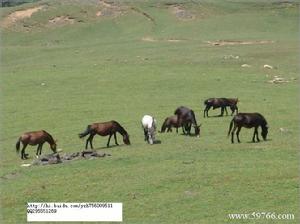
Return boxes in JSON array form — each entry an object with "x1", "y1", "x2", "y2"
[
  {"x1": 189, "y1": 110, "x2": 198, "y2": 126},
  {"x1": 43, "y1": 130, "x2": 55, "y2": 144},
  {"x1": 112, "y1": 121, "x2": 128, "y2": 136}
]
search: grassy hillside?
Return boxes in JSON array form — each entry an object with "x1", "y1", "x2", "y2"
[{"x1": 1, "y1": 0, "x2": 299, "y2": 223}]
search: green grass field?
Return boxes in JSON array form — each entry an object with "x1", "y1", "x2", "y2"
[{"x1": 1, "y1": 0, "x2": 299, "y2": 223}]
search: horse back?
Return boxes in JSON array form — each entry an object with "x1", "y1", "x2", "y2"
[
  {"x1": 225, "y1": 98, "x2": 238, "y2": 106},
  {"x1": 234, "y1": 113, "x2": 266, "y2": 128},
  {"x1": 20, "y1": 130, "x2": 48, "y2": 144},
  {"x1": 91, "y1": 121, "x2": 117, "y2": 136}
]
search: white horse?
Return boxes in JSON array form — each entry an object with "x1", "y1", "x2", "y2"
[{"x1": 141, "y1": 115, "x2": 157, "y2": 144}]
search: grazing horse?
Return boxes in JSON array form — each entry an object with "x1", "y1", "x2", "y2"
[
  {"x1": 16, "y1": 130, "x2": 57, "y2": 160},
  {"x1": 174, "y1": 106, "x2": 201, "y2": 137},
  {"x1": 160, "y1": 115, "x2": 181, "y2": 133},
  {"x1": 228, "y1": 113, "x2": 268, "y2": 143},
  {"x1": 79, "y1": 120, "x2": 130, "y2": 149},
  {"x1": 141, "y1": 115, "x2": 157, "y2": 144},
  {"x1": 204, "y1": 98, "x2": 238, "y2": 117}
]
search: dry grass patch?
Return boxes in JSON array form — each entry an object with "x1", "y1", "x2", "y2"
[{"x1": 1, "y1": 6, "x2": 44, "y2": 28}]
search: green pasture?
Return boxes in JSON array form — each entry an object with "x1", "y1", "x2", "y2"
[{"x1": 1, "y1": 0, "x2": 299, "y2": 223}]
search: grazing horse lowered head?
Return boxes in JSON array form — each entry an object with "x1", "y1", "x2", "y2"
[
  {"x1": 204, "y1": 98, "x2": 238, "y2": 117},
  {"x1": 174, "y1": 106, "x2": 201, "y2": 137},
  {"x1": 16, "y1": 130, "x2": 57, "y2": 160},
  {"x1": 227, "y1": 113, "x2": 268, "y2": 143},
  {"x1": 141, "y1": 115, "x2": 157, "y2": 144},
  {"x1": 79, "y1": 120, "x2": 130, "y2": 149}
]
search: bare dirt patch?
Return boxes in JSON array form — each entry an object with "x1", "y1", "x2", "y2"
[
  {"x1": 48, "y1": 16, "x2": 75, "y2": 26},
  {"x1": 169, "y1": 5, "x2": 196, "y2": 21},
  {"x1": 1, "y1": 6, "x2": 44, "y2": 28},
  {"x1": 96, "y1": 0, "x2": 124, "y2": 18},
  {"x1": 141, "y1": 36, "x2": 185, "y2": 43},
  {"x1": 142, "y1": 36, "x2": 157, "y2": 42},
  {"x1": 21, "y1": 150, "x2": 111, "y2": 166},
  {"x1": 207, "y1": 40, "x2": 275, "y2": 46},
  {"x1": 1, "y1": 171, "x2": 21, "y2": 180},
  {"x1": 267, "y1": 76, "x2": 297, "y2": 84}
]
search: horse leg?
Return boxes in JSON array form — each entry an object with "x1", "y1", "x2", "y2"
[
  {"x1": 236, "y1": 126, "x2": 242, "y2": 143},
  {"x1": 39, "y1": 143, "x2": 45, "y2": 155},
  {"x1": 220, "y1": 107, "x2": 225, "y2": 116},
  {"x1": 187, "y1": 123, "x2": 192, "y2": 135},
  {"x1": 36, "y1": 144, "x2": 42, "y2": 158},
  {"x1": 148, "y1": 130, "x2": 153, "y2": 144},
  {"x1": 182, "y1": 125, "x2": 186, "y2": 134},
  {"x1": 21, "y1": 143, "x2": 28, "y2": 159},
  {"x1": 36, "y1": 145, "x2": 40, "y2": 157},
  {"x1": 107, "y1": 133, "x2": 113, "y2": 147},
  {"x1": 225, "y1": 107, "x2": 228, "y2": 116},
  {"x1": 231, "y1": 106, "x2": 237, "y2": 115},
  {"x1": 256, "y1": 128, "x2": 260, "y2": 142},
  {"x1": 231, "y1": 125, "x2": 237, "y2": 143},
  {"x1": 253, "y1": 127, "x2": 259, "y2": 142},
  {"x1": 113, "y1": 132, "x2": 119, "y2": 145},
  {"x1": 85, "y1": 134, "x2": 92, "y2": 149},
  {"x1": 89, "y1": 134, "x2": 96, "y2": 149},
  {"x1": 204, "y1": 106, "x2": 211, "y2": 117},
  {"x1": 143, "y1": 129, "x2": 148, "y2": 141}
]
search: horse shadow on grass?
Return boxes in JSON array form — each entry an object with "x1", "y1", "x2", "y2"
[
  {"x1": 206, "y1": 114, "x2": 232, "y2": 118},
  {"x1": 245, "y1": 139, "x2": 272, "y2": 144},
  {"x1": 153, "y1": 140, "x2": 162, "y2": 144}
]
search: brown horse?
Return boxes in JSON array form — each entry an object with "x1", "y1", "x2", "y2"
[
  {"x1": 204, "y1": 98, "x2": 238, "y2": 117},
  {"x1": 16, "y1": 130, "x2": 57, "y2": 160},
  {"x1": 174, "y1": 106, "x2": 201, "y2": 137},
  {"x1": 160, "y1": 115, "x2": 181, "y2": 133},
  {"x1": 79, "y1": 120, "x2": 130, "y2": 149},
  {"x1": 228, "y1": 113, "x2": 268, "y2": 143}
]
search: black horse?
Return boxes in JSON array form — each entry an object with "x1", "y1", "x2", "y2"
[
  {"x1": 228, "y1": 113, "x2": 268, "y2": 143},
  {"x1": 174, "y1": 106, "x2": 201, "y2": 137},
  {"x1": 204, "y1": 98, "x2": 238, "y2": 117}
]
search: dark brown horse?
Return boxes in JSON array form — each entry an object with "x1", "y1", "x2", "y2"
[
  {"x1": 174, "y1": 106, "x2": 201, "y2": 137},
  {"x1": 160, "y1": 115, "x2": 181, "y2": 133},
  {"x1": 79, "y1": 120, "x2": 130, "y2": 149},
  {"x1": 228, "y1": 113, "x2": 268, "y2": 143},
  {"x1": 16, "y1": 130, "x2": 57, "y2": 160},
  {"x1": 204, "y1": 98, "x2": 238, "y2": 117}
]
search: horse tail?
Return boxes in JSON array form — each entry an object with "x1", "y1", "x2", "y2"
[
  {"x1": 160, "y1": 118, "x2": 168, "y2": 133},
  {"x1": 79, "y1": 125, "x2": 91, "y2": 138},
  {"x1": 16, "y1": 138, "x2": 21, "y2": 153},
  {"x1": 228, "y1": 119, "x2": 234, "y2": 137}
]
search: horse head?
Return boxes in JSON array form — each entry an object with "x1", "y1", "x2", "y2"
[
  {"x1": 123, "y1": 133, "x2": 131, "y2": 145},
  {"x1": 194, "y1": 124, "x2": 201, "y2": 137},
  {"x1": 261, "y1": 124, "x2": 268, "y2": 140},
  {"x1": 51, "y1": 140, "x2": 57, "y2": 152},
  {"x1": 147, "y1": 127, "x2": 156, "y2": 144}
]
